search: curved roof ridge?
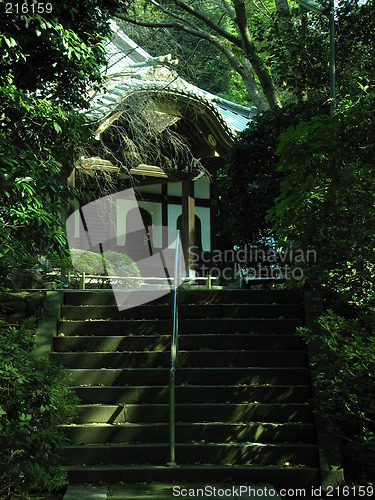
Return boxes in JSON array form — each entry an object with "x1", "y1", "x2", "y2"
[
  {"x1": 90, "y1": 81, "x2": 234, "y2": 146},
  {"x1": 88, "y1": 20, "x2": 255, "y2": 133}
]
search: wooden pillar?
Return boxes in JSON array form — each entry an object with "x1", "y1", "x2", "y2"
[
  {"x1": 182, "y1": 175, "x2": 195, "y2": 277},
  {"x1": 107, "y1": 196, "x2": 117, "y2": 251},
  {"x1": 209, "y1": 178, "x2": 216, "y2": 252},
  {"x1": 162, "y1": 183, "x2": 168, "y2": 248}
]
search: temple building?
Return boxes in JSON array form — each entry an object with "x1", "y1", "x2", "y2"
[{"x1": 67, "y1": 20, "x2": 255, "y2": 275}]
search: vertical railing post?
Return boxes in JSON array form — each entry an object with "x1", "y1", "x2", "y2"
[
  {"x1": 168, "y1": 364, "x2": 176, "y2": 466},
  {"x1": 168, "y1": 230, "x2": 180, "y2": 467},
  {"x1": 80, "y1": 271, "x2": 86, "y2": 290}
]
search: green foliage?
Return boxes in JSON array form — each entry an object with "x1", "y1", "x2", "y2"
[
  {"x1": 336, "y1": 0, "x2": 375, "y2": 99},
  {"x1": 0, "y1": 0, "x2": 113, "y2": 105},
  {"x1": 121, "y1": 22, "x2": 238, "y2": 102},
  {"x1": 0, "y1": 1, "x2": 122, "y2": 289},
  {"x1": 217, "y1": 99, "x2": 328, "y2": 248},
  {"x1": 259, "y1": 0, "x2": 375, "y2": 103},
  {"x1": 0, "y1": 77, "x2": 86, "y2": 284},
  {"x1": 299, "y1": 310, "x2": 375, "y2": 482},
  {"x1": 103, "y1": 250, "x2": 142, "y2": 288},
  {"x1": 264, "y1": 4, "x2": 328, "y2": 103},
  {"x1": 268, "y1": 91, "x2": 375, "y2": 306},
  {"x1": 70, "y1": 249, "x2": 105, "y2": 275},
  {"x1": 0, "y1": 320, "x2": 78, "y2": 497},
  {"x1": 70, "y1": 249, "x2": 142, "y2": 289}
]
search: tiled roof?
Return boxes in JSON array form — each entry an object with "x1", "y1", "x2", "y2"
[{"x1": 88, "y1": 20, "x2": 255, "y2": 134}]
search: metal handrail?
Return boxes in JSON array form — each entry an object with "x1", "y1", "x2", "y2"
[{"x1": 168, "y1": 230, "x2": 181, "y2": 467}]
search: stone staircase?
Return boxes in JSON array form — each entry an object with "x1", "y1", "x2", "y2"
[{"x1": 52, "y1": 289, "x2": 321, "y2": 488}]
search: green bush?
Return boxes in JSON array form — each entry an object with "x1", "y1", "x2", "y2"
[
  {"x1": 300, "y1": 310, "x2": 375, "y2": 483},
  {"x1": 217, "y1": 99, "x2": 328, "y2": 248},
  {"x1": 69, "y1": 249, "x2": 105, "y2": 275},
  {"x1": 103, "y1": 250, "x2": 142, "y2": 289},
  {"x1": 69, "y1": 249, "x2": 141, "y2": 289},
  {"x1": 0, "y1": 319, "x2": 78, "y2": 497},
  {"x1": 268, "y1": 91, "x2": 375, "y2": 307}
]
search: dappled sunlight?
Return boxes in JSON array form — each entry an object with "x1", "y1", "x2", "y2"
[{"x1": 57, "y1": 288, "x2": 319, "y2": 486}]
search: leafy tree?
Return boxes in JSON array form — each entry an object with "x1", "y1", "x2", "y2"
[
  {"x1": 216, "y1": 99, "x2": 328, "y2": 249},
  {"x1": 116, "y1": 0, "x2": 289, "y2": 111},
  {"x1": 116, "y1": 0, "x2": 375, "y2": 110},
  {"x1": 336, "y1": 0, "x2": 375, "y2": 98},
  {"x1": 121, "y1": 22, "x2": 237, "y2": 100},
  {"x1": 216, "y1": 0, "x2": 375, "y2": 250},
  {"x1": 0, "y1": 80, "x2": 85, "y2": 285},
  {"x1": 300, "y1": 310, "x2": 375, "y2": 483},
  {"x1": 266, "y1": 0, "x2": 375, "y2": 103},
  {"x1": 267, "y1": 90, "x2": 375, "y2": 307},
  {"x1": 0, "y1": 1, "x2": 114, "y2": 105},
  {"x1": 0, "y1": 1, "x2": 120, "y2": 287},
  {"x1": 0, "y1": 320, "x2": 78, "y2": 497},
  {"x1": 263, "y1": 2, "x2": 328, "y2": 103}
]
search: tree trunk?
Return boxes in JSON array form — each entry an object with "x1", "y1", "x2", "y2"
[
  {"x1": 233, "y1": 0, "x2": 282, "y2": 109},
  {"x1": 275, "y1": 0, "x2": 291, "y2": 20},
  {"x1": 240, "y1": 57, "x2": 270, "y2": 112}
]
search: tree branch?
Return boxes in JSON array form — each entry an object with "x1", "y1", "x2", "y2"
[
  {"x1": 115, "y1": 11, "x2": 241, "y2": 75},
  {"x1": 233, "y1": 0, "x2": 281, "y2": 107},
  {"x1": 114, "y1": 12, "x2": 210, "y2": 39},
  {"x1": 149, "y1": 0, "x2": 204, "y2": 33},
  {"x1": 220, "y1": 0, "x2": 237, "y2": 20},
  {"x1": 171, "y1": 0, "x2": 241, "y2": 47},
  {"x1": 114, "y1": 10, "x2": 269, "y2": 110},
  {"x1": 115, "y1": 0, "x2": 279, "y2": 110}
]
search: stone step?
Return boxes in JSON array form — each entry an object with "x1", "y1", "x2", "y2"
[
  {"x1": 64, "y1": 290, "x2": 172, "y2": 306},
  {"x1": 53, "y1": 334, "x2": 306, "y2": 352},
  {"x1": 177, "y1": 290, "x2": 304, "y2": 305},
  {"x1": 61, "y1": 442, "x2": 318, "y2": 467},
  {"x1": 63, "y1": 289, "x2": 303, "y2": 307},
  {"x1": 58, "y1": 288, "x2": 319, "y2": 489},
  {"x1": 57, "y1": 318, "x2": 302, "y2": 336},
  {"x1": 51, "y1": 350, "x2": 307, "y2": 368},
  {"x1": 63, "y1": 421, "x2": 316, "y2": 445},
  {"x1": 64, "y1": 367, "x2": 310, "y2": 386},
  {"x1": 62, "y1": 304, "x2": 172, "y2": 320},
  {"x1": 61, "y1": 304, "x2": 303, "y2": 321},
  {"x1": 74, "y1": 403, "x2": 314, "y2": 424},
  {"x1": 63, "y1": 464, "x2": 320, "y2": 489},
  {"x1": 72, "y1": 384, "x2": 312, "y2": 404}
]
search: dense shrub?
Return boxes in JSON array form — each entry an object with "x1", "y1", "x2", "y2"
[
  {"x1": 266, "y1": 91, "x2": 375, "y2": 482},
  {"x1": 217, "y1": 99, "x2": 328, "y2": 249},
  {"x1": 268, "y1": 92, "x2": 375, "y2": 307},
  {"x1": 69, "y1": 249, "x2": 142, "y2": 289},
  {"x1": 300, "y1": 310, "x2": 375, "y2": 483},
  {"x1": 103, "y1": 250, "x2": 142, "y2": 289},
  {"x1": 70, "y1": 248, "x2": 105, "y2": 275},
  {"x1": 0, "y1": 319, "x2": 78, "y2": 497}
]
